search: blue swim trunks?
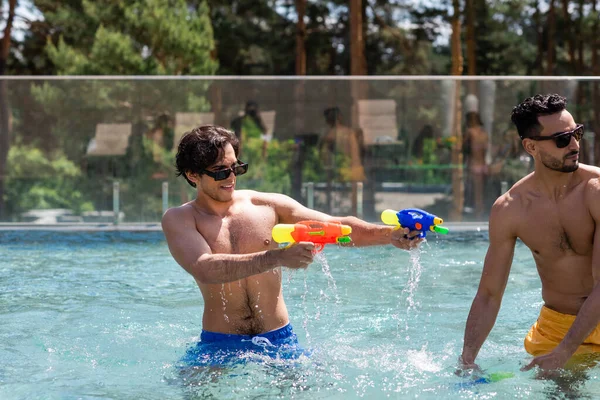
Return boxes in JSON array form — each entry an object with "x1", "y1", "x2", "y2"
[{"x1": 180, "y1": 323, "x2": 310, "y2": 367}]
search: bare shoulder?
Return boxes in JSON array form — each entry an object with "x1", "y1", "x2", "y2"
[
  {"x1": 490, "y1": 190, "x2": 517, "y2": 222},
  {"x1": 237, "y1": 189, "x2": 295, "y2": 207},
  {"x1": 579, "y1": 164, "x2": 600, "y2": 187},
  {"x1": 161, "y1": 202, "x2": 195, "y2": 229},
  {"x1": 233, "y1": 189, "x2": 298, "y2": 217},
  {"x1": 236, "y1": 189, "x2": 329, "y2": 223},
  {"x1": 492, "y1": 174, "x2": 532, "y2": 213},
  {"x1": 576, "y1": 162, "x2": 600, "y2": 175},
  {"x1": 579, "y1": 165, "x2": 600, "y2": 213},
  {"x1": 489, "y1": 174, "x2": 533, "y2": 234}
]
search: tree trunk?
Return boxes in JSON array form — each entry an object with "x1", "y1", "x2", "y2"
[
  {"x1": 349, "y1": 0, "x2": 368, "y2": 124},
  {"x1": 465, "y1": 0, "x2": 476, "y2": 94},
  {"x1": 295, "y1": 0, "x2": 306, "y2": 76},
  {"x1": 0, "y1": 0, "x2": 17, "y2": 221},
  {"x1": 349, "y1": 0, "x2": 370, "y2": 218},
  {"x1": 575, "y1": 0, "x2": 585, "y2": 160},
  {"x1": 576, "y1": 0, "x2": 584, "y2": 75},
  {"x1": 546, "y1": 0, "x2": 556, "y2": 76},
  {"x1": 561, "y1": 0, "x2": 576, "y2": 74},
  {"x1": 533, "y1": 1, "x2": 545, "y2": 75},
  {"x1": 450, "y1": 0, "x2": 464, "y2": 221},
  {"x1": 350, "y1": 0, "x2": 367, "y2": 76}
]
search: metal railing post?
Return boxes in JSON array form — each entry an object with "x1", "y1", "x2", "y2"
[
  {"x1": 112, "y1": 181, "x2": 120, "y2": 225},
  {"x1": 501, "y1": 181, "x2": 508, "y2": 194},
  {"x1": 306, "y1": 182, "x2": 314, "y2": 209},
  {"x1": 356, "y1": 182, "x2": 363, "y2": 219},
  {"x1": 162, "y1": 181, "x2": 169, "y2": 215}
]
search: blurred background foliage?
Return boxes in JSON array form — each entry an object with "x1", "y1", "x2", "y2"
[{"x1": 1, "y1": 0, "x2": 599, "y2": 221}]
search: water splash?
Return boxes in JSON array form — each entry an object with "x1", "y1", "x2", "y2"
[
  {"x1": 407, "y1": 345, "x2": 443, "y2": 373},
  {"x1": 220, "y1": 284, "x2": 229, "y2": 324},
  {"x1": 315, "y1": 252, "x2": 340, "y2": 304},
  {"x1": 404, "y1": 249, "x2": 423, "y2": 310},
  {"x1": 301, "y1": 270, "x2": 311, "y2": 344},
  {"x1": 401, "y1": 247, "x2": 423, "y2": 336},
  {"x1": 255, "y1": 291, "x2": 263, "y2": 319}
]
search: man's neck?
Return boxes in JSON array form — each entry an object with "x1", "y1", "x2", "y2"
[
  {"x1": 193, "y1": 192, "x2": 234, "y2": 217},
  {"x1": 533, "y1": 168, "x2": 578, "y2": 200}
]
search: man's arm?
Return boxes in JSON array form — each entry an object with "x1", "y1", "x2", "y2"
[
  {"x1": 522, "y1": 178, "x2": 600, "y2": 371},
  {"x1": 268, "y1": 192, "x2": 422, "y2": 249},
  {"x1": 460, "y1": 196, "x2": 517, "y2": 367},
  {"x1": 161, "y1": 207, "x2": 314, "y2": 284}
]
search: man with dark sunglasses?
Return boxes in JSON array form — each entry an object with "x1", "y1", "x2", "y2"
[
  {"x1": 161, "y1": 124, "x2": 423, "y2": 367},
  {"x1": 459, "y1": 93, "x2": 600, "y2": 373}
]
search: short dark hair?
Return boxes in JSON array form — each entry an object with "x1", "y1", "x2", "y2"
[
  {"x1": 511, "y1": 94, "x2": 567, "y2": 139},
  {"x1": 466, "y1": 112, "x2": 483, "y2": 128},
  {"x1": 175, "y1": 125, "x2": 240, "y2": 187},
  {"x1": 324, "y1": 107, "x2": 340, "y2": 126}
]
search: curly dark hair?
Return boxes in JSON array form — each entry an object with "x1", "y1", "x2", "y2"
[
  {"x1": 175, "y1": 125, "x2": 240, "y2": 187},
  {"x1": 511, "y1": 94, "x2": 567, "y2": 139}
]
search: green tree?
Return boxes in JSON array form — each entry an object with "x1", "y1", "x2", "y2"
[
  {"x1": 471, "y1": 0, "x2": 537, "y2": 75},
  {"x1": 5, "y1": 144, "x2": 94, "y2": 217},
  {"x1": 44, "y1": 0, "x2": 216, "y2": 75},
  {"x1": 5, "y1": 0, "x2": 217, "y2": 221},
  {"x1": 207, "y1": 0, "x2": 295, "y2": 75}
]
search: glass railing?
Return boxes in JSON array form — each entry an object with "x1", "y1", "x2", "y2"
[{"x1": 1, "y1": 76, "x2": 596, "y2": 225}]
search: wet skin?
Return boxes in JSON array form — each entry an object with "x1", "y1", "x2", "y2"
[
  {"x1": 162, "y1": 143, "x2": 423, "y2": 335},
  {"x1": 460, "y1": 109, "x2": 600, "y2": 370}
]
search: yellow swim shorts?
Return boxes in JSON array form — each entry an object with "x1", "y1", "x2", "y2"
[{"x1": 524, "y1": 305, "x2": 600, "y2": 356}]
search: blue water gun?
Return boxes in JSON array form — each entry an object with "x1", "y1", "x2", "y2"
[{"x1": 381, "y1": 208, "x2": 449, "y2": 238}]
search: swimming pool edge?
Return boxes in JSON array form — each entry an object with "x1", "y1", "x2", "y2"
[{"x1": 0, "y1": 222, "x2": 488, "y2": 232}]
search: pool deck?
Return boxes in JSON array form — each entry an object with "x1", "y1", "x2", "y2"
[{"x1": 0, "y1": 221, "x2": 488, "y2": 232}]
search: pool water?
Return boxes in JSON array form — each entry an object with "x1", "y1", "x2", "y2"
[{"x1": 2, "y1": 231, "x2": 600, "y2": 399}]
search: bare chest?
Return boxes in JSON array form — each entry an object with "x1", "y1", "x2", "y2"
[
  {"x1": 197, "y1": 207, "x2": 279, "y2": 254},
  {"x1": 517, "y1": 197, "x2": 594, "y2": 257}
]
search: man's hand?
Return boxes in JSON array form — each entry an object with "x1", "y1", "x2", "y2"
[
  {"x1": 521, "y1": 350, "x2": 570, "y2": 372},
  {"x1": 455, "y1": 355, "x2": 483, "y2": 377},
  {"x1": 276, "y1": 242, "x2": 315, "y2": 269},
  {"x1": 390, "y1": 227, "x2": 424, "y2": 250}
]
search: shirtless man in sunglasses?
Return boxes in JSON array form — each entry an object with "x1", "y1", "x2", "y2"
[
  {"x1": 459, "y1": 94, "x2": 600, "y2": 372},
  {"x1": 161, "y1": 124, "x2": 422, "y2": 367}
]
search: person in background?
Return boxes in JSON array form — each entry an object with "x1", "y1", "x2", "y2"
[
  {"x1": 412, "y1": 125, "x2": 435, "y2": 161},
  {"x1": 463, "y1": 112, "x2": 489, "y2": 219},
  {"x1": 230, "y1": 100, "x2": 268, "y2": 158},
  {"x1": 320, "y1": 107, "x2": 366, "y2": 216}
]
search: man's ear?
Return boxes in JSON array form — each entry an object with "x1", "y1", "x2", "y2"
[
  {"x1": 186, "y1": 171, "x2": 201, "y2": 185},
  {"x1": 523, "y1": 139, "x2": 536, "y2": 157}
]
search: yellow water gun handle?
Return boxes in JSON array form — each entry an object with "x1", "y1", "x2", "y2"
[
  {"x1": 381, "y1": 209, "x2": 401, "y2": 229},
  {"x1": 272, "y1": 224, "x2": 296, "y2": 244}
]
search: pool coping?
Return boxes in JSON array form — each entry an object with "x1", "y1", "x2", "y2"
[
  {"x1": 0, "y1": 223, "x2": 164, "y2": 231},
  {"x1": 0, "y1": 222, "x2": 488, "y2": 232}
]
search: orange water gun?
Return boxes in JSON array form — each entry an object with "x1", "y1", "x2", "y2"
[{"x1": 271, "y1": 221, "x2": 352, "y2": 252}]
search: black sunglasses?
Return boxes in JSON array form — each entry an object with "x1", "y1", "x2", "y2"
[
  {"x1": 527, "y1": 124, "x2": 584, "y2": 149},
  {"x1": 203, "y1": 162, "x2": 249, "y2": 181}
]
